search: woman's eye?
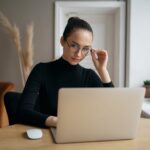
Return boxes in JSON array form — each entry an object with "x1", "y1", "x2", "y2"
[
  {"x1": 83, "y1": 47, "x2": 91, "y2": 52},
  {"x1": 71, "y1": 44, "x2": 78, "y2": 49}
]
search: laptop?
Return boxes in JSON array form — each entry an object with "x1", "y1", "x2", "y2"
[{"x1": 50, "y1": 88, "x2": 145, "y2": 143}]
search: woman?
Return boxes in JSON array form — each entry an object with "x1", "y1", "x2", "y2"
[{"x1": 17, "y1": 17, "x2": 114, "y2": 128}]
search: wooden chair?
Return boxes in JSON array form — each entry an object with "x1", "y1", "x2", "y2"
[{"x1": 0, "y1": 82, "x2": 16, "y2": 128}]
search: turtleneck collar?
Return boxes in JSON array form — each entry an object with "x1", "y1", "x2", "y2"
[{"x1": 56, "y1": 57, "x2": 80, "y2": 70}]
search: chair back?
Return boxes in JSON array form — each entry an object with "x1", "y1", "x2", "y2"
[
  {"x1": 0, "y1": 82, "x2": 16, "y2": 127},
  {"x1": 4, "y1": 92, "x2": 21, "y2": 125}
]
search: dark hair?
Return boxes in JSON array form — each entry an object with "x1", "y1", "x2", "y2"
[{"x1": 63, "y1": 17, "x2": 93, "y2": 41}]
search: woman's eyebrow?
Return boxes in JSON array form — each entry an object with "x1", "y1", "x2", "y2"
[{"x1": 72, "y1": 41, "x2": 92, "y2": 47}]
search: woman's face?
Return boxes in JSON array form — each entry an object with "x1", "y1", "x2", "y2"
[{"x1": 61, "y1": 29, "x2": 93, "y2": 65}]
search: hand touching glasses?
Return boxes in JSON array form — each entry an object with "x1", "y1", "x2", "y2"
[{"x1": 91, "y1": 49, "x2": 111, "y2": 83}]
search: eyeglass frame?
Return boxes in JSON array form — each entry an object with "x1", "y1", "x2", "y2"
[{"x1": 66, "y1": 40, "x2": 92, "y2": 56}]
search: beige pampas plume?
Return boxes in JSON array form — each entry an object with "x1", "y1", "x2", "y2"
[
  {"x1": 0, "y1": 11, "x2": 34, "y2": 88},
  {"x1": 12, "y1": 24, "x2": 22, "y2": 53},
  {"x1": 0, "y1": 12, "x2": 21, "y2": 52},
  {"x1": 23, "y1": 22, "x2": 34, "y2": 81}
]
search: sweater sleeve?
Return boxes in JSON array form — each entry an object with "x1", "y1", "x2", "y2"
[
  {"x1": 88, "y1": 69, "x2": 114, "y2": 87},
  {"x1": 17, "y1": 63, "x2": 49, "y2": 128}
]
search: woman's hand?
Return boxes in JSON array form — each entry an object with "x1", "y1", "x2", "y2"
[
  {"x1": 90, "y1": 49, "x2": 111, "y2": 83},
  {"x1": 45, "y1": 116, "x2": 58, "y2": 127}
]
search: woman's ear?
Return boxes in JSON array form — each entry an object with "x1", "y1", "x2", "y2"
[{"x1": 60, "y1": 36, "x2": 65, "y2": 46}]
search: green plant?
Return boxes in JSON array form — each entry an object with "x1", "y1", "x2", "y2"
[{"x1": 144, "y1": 80, "x2": 150, "y2": 86}]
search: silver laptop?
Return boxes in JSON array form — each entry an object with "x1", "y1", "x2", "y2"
[{"x1": 50, "y1": 88, "x2": 145, "y2": 143}]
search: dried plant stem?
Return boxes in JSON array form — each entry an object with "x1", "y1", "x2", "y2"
[
  {"x1": 23, "y1": 23, "x2": 34, "y2": 81},
  {"x1": 17, "y1": 51, "x2": 25, "y2": 86},
  {"x1": 0, "y1": 11, "x2": 34, "y2": 88}
]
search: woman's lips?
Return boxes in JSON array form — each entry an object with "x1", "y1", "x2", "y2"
[{"x1": 71, "y1": 57, "x2": 81, "y2": 62}]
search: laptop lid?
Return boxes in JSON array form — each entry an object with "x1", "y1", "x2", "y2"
[{"x1": 52, "y1": 88, "x2": 145, "y2": 143}]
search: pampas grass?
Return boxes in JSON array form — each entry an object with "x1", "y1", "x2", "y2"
[
  {"x1": 23, "y1": 23, "x2": 34, "y2": 83},
  {"x1": 0, "y1": 11, "x2": 34, "y2": 87}
]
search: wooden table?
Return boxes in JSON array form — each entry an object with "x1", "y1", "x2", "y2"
[{"x1": 0, "y1": 118, "x2": 150, "y2": 150}]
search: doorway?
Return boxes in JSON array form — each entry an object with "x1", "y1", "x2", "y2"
[{"x1": 55, "y1": 1, "x2": 126, "y2": 87}]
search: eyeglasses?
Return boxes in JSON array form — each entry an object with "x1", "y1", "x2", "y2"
[{"x1": 66, "y1": 40, "x2": 92, "y2": 56}]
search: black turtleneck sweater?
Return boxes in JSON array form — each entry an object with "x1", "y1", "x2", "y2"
[{"x1": 18, "y1": 57, "x2": 113, "y2": 127}]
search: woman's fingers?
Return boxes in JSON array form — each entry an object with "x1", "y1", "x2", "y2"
[
  {"x1": 91, "y1": 49, "x2": 108, "y2": 67},
  {"x1": 90, "y1": 48, "x2": 111, "y2": 83}
]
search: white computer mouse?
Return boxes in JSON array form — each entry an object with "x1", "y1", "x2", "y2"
[{"x1": 26, "y1": 128, "x2": 43, "y2": 139}]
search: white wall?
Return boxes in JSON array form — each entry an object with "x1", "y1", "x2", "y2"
[{"x1": 126, "y1": 0, "x2": 150, "y2": 87}]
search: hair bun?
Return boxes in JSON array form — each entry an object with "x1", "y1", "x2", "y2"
[
  {"x1": 63, "y1": 16, "x2": 93, "y2": 40},
  {"x1": 68, "y1": 17, "x2": 80, "y2": 24}
]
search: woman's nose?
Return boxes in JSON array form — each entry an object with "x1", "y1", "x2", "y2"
[{"x1": 75, "y1": 49, "x2": 83, "y2": 57}]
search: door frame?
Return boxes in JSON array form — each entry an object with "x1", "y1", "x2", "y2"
[{"x1": 54, "y1": 1, "x2": 126, "y2": 87}]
